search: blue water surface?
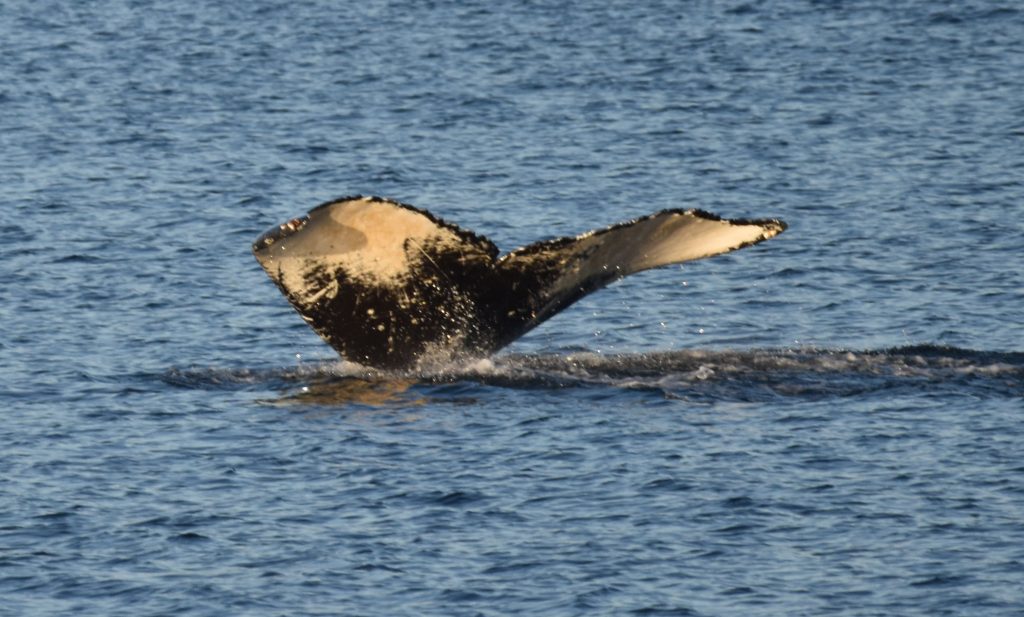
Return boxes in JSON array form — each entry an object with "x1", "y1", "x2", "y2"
[{"x1": 2, "y1": 1, "x2": 1023, "y2": 615}]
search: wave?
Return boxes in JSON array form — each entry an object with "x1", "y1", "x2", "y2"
[{"x1": 162, "y1": 345, "x2": 1024, "y2": 404}]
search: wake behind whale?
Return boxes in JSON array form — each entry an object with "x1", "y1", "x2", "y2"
[
  {"x1": 252, "y1": 196, "x2": 786, "y2": 369},
  {"x1": 164, "y1": 346, "x2": 1024, "y2": 404}
]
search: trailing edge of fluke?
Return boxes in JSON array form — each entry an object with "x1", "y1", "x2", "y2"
[{"x1": 253, "y1": 195, "x2": 786, "y2": 370}]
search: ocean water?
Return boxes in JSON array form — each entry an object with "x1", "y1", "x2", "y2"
[{"x1": 2, "y1": 1, "x2": 1023, "y2": 615}]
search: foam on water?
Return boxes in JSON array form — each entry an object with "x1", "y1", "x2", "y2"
[{"x1": 164, "y1": 345, "x2": 1024, "y2": 405}]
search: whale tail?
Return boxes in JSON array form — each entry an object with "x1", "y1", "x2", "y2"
[{"x1": 253, "y1": 196, "x2": 786, "y2": 370}]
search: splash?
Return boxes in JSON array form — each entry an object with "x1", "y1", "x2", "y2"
[{"x1": 163, "y1": 345, "x2": 1023, "y2": 405}]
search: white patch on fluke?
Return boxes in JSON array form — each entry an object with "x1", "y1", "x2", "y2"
[
  {"x1": 254, "y1": 197, "x2": 479, "y2": 307},
  {"x1": 498, "y1": 209, "x2": 785, "y2": 331}
]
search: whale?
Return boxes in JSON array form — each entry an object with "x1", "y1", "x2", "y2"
[{"x1": 253, "y1": 195, "x2": 786, "y2": 370}]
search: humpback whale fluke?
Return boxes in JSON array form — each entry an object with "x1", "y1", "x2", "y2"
[{"x1": 253, "y1": 196, "x2": 786, "y2": 370}]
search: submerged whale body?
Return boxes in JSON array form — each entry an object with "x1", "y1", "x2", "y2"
[{"x1": 253, "y1": 196, "x2": 786, "y2": 370}]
